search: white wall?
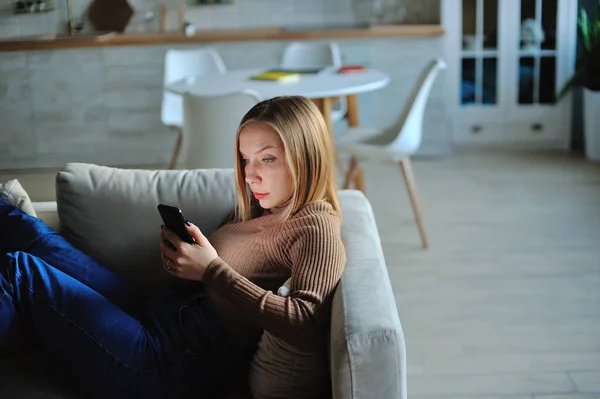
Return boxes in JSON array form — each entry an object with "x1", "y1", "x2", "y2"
[
  {"x1": 0, "y1": 36, "x2": 448, "y2": 170},
  {"x1": 0, "y1": 0, "x2": 447, "y2": 170},
  {"x1": 0, "y1": 0, "x2": 440, "y2": 37}
]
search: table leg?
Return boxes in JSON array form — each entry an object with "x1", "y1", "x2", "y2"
[
  {"x1": 313, "y1": 97, "x2": 347, "y2": 175},
  {"x1": 346, "y1": 94, "x2": 360, "y2": 127},
  {"x1": 312, "y1": 98, "x2": 333, "y2": 135},
  {"x1": 345, "y1": 94, "x2": 363, "y2": 190},
  {"x1": 169, "y1": 127, "x2": 183, "y2": 170}
]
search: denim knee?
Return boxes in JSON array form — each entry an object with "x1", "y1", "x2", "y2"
[
  {"x1": 0, "y1": 198, "x2": 55, "y2": 253},
  {"x1": 0, "y1": 252, "x2": 35, "y2": 354}
]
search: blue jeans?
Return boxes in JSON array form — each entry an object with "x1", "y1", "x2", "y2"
[{"x1": 0, "y1": 199, "x2": 248, "y2": 398}]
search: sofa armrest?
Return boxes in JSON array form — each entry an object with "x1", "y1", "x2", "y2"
[
  {"x1": 331, "y1": 190, "x2": 407, "y2": 399},
  {"x1": 32, "y1": 201, "x2": 59, "y2": 232}
]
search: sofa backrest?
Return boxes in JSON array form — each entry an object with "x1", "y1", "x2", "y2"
[{"x1": 56, "y1": 163, "x2": 237, "y2": 294}]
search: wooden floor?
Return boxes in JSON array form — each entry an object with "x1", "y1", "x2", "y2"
[{"x1": 1, "y1": 149, "x2": 599, "y2": 398}]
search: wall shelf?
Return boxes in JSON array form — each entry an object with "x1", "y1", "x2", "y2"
[
  {"x1": 189, "y1": 0, "x2": 233, "y2": 4},
  {"x1": 12, "y1": 0, "x2": 55, "y2": 14},
  {"x1": 0, "y1": 24, "x2": 445, "y2": 52}
]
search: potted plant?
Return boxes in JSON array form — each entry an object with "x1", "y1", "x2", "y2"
[{"x1": 557, "y1": 0, "x2": 600, "y2": 162}]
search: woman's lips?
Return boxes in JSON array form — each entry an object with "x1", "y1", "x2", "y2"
[{"x1": 254, "y1": 192, "x2": 269, "y2": 200}]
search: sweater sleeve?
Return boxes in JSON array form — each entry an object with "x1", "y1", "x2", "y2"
[{"x1": 203, "y1": 211, "x2": 346, "y2": 347}]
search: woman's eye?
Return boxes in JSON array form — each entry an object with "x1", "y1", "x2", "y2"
[
  {"x1": 262, "y1": 157, "x2": 275, "y2": 163},
  {"x1": 242, "y1": 158, "x2": 250, "y2": 165}
]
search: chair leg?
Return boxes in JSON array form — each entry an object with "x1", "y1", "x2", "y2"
[
  {"x1": 169, "y1": 129, "x2": 183, "y2": 170},
  {"x1": 335, "y1": 153, "x2": 348, "y2": 175},
  {"x1": 398, "y1": 158, "x2": 429, "y2": 249},
  {"x1": 343, "y1": 156, "x2": 359, "y2": 189},
  {"x1": 355, "y1": 168, "x2": 365, "y2": 193}
]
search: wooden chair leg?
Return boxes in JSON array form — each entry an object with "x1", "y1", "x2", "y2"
[
  {"x1": 346, "y1": 94, "x2": 360, "y2": 127},
  {"x1": 343, "y1": 156, "x2": 359, "y2": 189},
  {"x1": 336, "y1": 153, "x2": 349, "y2": 175},
  {"x1": 169, "y1": 129, "x2": 183, "y2": 170},
  {"x1": 399, "y1": 158, "x2": 429, "y2": 249},
  {"x1": 314, "y1": 97, "x2": 347, "y2": 174},
  {"x1": 355, "y1": 167, "x2": 365, "y2": 193}
]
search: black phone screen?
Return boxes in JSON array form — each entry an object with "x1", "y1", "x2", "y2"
[{"x1": 157, "y1": 204, "x2": 195, "y2": 244}]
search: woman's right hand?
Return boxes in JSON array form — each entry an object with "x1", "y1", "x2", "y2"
[{"x1": 159, "y1": 223, "x2": 218, "y2": 281}]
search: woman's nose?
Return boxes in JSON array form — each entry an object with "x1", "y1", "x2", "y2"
[
  {"x1": 245, "y1": 163, "x2": 261, "y2": 184},
  {"x1": 245, "y1": 174, "x2": 257, "y2": 184}
]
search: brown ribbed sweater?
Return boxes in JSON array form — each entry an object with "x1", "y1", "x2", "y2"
[{"x1": 203, "y1": 200, "x2": 346, "y2": 350}]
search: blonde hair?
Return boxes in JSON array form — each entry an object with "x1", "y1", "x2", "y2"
[{"x1": 233, "y1": 96, "x2": 341, "y2": 222}]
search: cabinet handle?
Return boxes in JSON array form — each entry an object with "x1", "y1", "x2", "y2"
[
  {"x1": 531, "y1": 123, "x2": 544, "y2": 132},
  {"x1": 471, "y1": 125, "x2": 483, "y2": 134}
]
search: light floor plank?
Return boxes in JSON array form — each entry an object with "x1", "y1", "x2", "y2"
[{"x1": 568, "y1": 372, "x2": 600, "y2": 394}]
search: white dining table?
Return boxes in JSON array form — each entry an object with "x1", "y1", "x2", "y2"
[{"x1": 166, "y1": 67, "x2": 390, "y2": 135}]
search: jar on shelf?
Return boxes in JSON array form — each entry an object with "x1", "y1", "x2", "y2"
[{"x1": 12, "y1": 0, "x2": 55, "y2": 13}]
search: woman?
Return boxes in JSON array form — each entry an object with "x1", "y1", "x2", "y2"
[{"x1": 0, "y1": 96, "x2": 346, "y2": 398}]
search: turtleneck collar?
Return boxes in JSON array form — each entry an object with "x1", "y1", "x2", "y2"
[{"x1": 265, "y1": 197, "x2": 293, "y2": 215}]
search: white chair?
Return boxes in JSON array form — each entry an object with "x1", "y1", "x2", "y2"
[
  {"x1": 281, "y1": 41, "x2": 343, "y2": 69},
  {"x1": 162, "y1": 47, "x2": 227, "y2": 169},
  {"x1": 181, "y1": 91, "x2": 262, "y2": 170},
  {"x1": 281, "y1": 42, "x2": 347, "y2": 122},
  {"x1": 336, "y1": 58, "x2": 447, "y2": 249}
]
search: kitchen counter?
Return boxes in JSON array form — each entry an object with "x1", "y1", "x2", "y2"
[{"x1": 0, "y1": 24, "x2": 444, "y2": 52}]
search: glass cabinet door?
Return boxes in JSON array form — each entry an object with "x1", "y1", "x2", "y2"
[
  {"x1": 460, "y1": 0, "x2": 499, "y2": 106},
  {"x1": 518, "y1": 0, "x2": 558, "y2": 104}
]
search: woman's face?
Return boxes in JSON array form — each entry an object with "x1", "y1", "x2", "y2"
[{"x1": 239, "y1": 122, "x2": 293, "y2": 209}]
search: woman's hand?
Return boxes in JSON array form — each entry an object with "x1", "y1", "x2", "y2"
[{"x1": 159, "y1": 222, "x2": 218, "y2": 281}]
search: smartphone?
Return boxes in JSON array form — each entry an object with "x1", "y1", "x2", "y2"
[{"x1": 157, "y1": 204, "x2": 195, "y2": 244}]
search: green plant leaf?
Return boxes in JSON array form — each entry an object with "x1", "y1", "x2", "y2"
[
  {"x1": 562, "y1": 1, "x2": 600, "y2": 94},
  {"x1": 580, "y1": 10, "x2": 591, "y2": 52},
  {"x1": 556, "y1": 66, "x2": 589, "y2": 101}
]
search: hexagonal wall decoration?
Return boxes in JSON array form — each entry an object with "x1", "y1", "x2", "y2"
[{"x1": 88, "y1": 0, "x2": 134, "y2": 33}]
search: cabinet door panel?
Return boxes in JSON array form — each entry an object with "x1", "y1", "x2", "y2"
[
  {"x1": 517, "y1": 0, "x2": 558, "y2": 105},
  {"x1": 518, "y1": 57, "x2": 535, "y2": 104},
  {"x1": 460, "y1": 0, "x2": 500, "y2": 106},
  {"x1": 443, "y1": 0, "x2": 576, "y2": 147},
  {"x1": 539, "y1": 56, "x2": 557, "y2": 104},
  {"x1": 482, "y1": 57, "x2": 498, "y2": 104},
  {"x1": 461, "y1": 58, "x2": 477, "y2": 104}
]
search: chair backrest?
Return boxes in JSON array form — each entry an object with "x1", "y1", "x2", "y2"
[
  {"x1": 181, "y1": 91, "x2": 263, "y2": 169},
  {"x1": 281, "y1": 42, "x2": 347, "y2": 122},
  {"x1": 281, "y1": 42, "x2": 343, "y2": 69},
  {"x1": 387, "y1": 58, "x2": 447, "y2": 156},
  {"x1": 161, "y1": 48, "x2": 227, "y2": 128}
]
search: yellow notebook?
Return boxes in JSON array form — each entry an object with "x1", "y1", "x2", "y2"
[{"x1": 249, "y1": 71, "x2": 301, "y2": 83}]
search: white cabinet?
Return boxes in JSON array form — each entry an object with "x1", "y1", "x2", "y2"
[{"x1": 442, "y1": 0, "x2": 577, "y2": 147}]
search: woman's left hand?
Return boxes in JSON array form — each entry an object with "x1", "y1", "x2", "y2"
[{"x1": 159, "y1": 222, "x2": 218, "y2": 281}]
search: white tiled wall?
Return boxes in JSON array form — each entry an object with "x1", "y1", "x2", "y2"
[
  {"x1": 0, "y1": 36, "x2": 449, "y2": 169},
  {"x1": 0, "y1": 0, "x2": 445, "y2": 169},
  {"x1": 0, "y1": 0, "x2": 440, "y2": 38}
]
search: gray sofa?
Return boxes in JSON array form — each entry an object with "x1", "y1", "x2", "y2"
[{"x1": 0, "y1": 163, "x2": 407, "y2": 399}]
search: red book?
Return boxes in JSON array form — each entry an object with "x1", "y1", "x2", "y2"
[{"x1": 338, "y1": 65, "x2": 367, "y2": 74}]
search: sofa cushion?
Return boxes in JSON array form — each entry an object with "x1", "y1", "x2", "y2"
[
  {"x1": 55, "y1": 163, "x2": 237, "y2": 294},
  {"x1": 331, "y1": 190, "x2": 407, "y2": 399},
  {"x1": 0, "y1": 179, "x2": 37, "y2": 217}
]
